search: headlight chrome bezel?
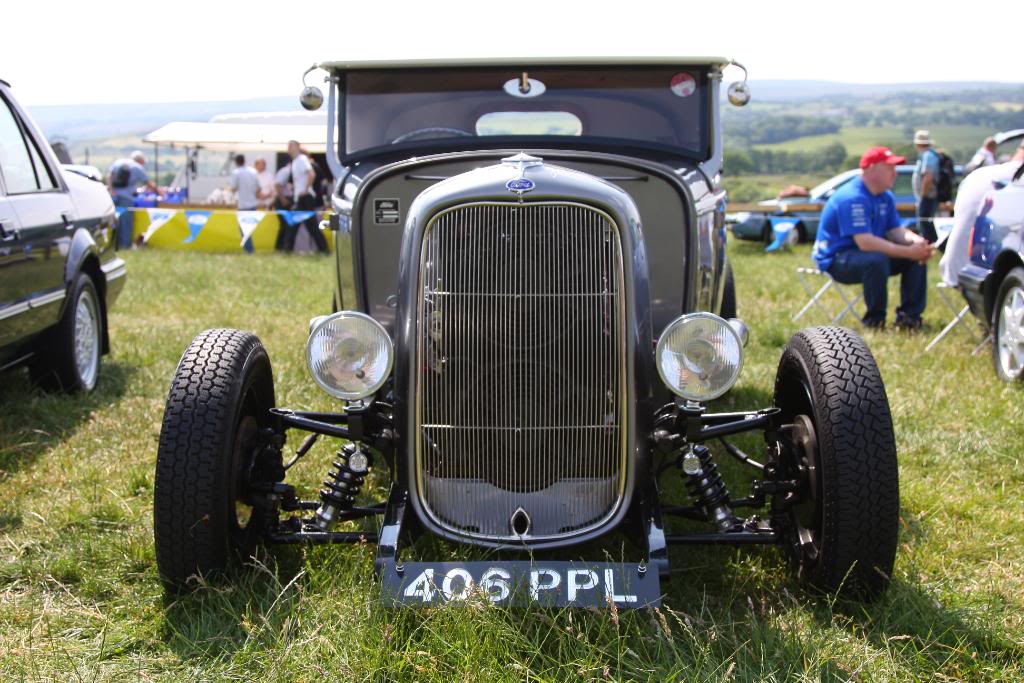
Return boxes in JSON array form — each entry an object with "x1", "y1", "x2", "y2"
[
  {"x1": 655, "y1": 312, "x2": 744, "y2": 403},
  {"x1": 306, "y1": 310, "x2": 394, "y2": 401}
]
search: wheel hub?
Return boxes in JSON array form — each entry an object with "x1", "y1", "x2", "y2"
[
  {"x1": 998, "y1": 285, "x2": 1024, "y2": 378},
  {"x1": 786, "y1": 414, "x2": 821, "y2": 564},
  {"x1": 233, "y1": 415, "x2": 260, "y2": 531},
  {"x1": 74, "y1": 290, "x2": 100, "y2": 389}
]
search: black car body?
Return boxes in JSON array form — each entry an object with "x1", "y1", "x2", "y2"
[
  {"x1": 154, "y1": 59, "x2": 900, "y2": 608},
  {"x1": 0, "y1": 79, "x2": 125, "y2": 391}
]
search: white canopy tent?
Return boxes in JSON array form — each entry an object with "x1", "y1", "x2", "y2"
[
  {"x1": 142, "y1": 114, "x2": 332, "y2": 202},
  {"x1": 143, "y1": 121, "x2": 329, "y2": 152}
]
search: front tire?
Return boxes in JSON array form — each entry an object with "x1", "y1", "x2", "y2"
[
  {"x1": 30, "y1": 273, "x2": 103, "y2": 393},
  {"x1": 773, "y1": 326, "x2": 899, "y2": 597},
  {"x1": 153, "y1": 329, "x2": 275, "y2": 592},
  {"x1": 992, "y1": 267, "x2": 1024, "y2": 382}
]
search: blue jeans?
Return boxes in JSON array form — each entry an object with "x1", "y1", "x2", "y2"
[
  {"x1": 828, "y1": 249, "x2": 927, "y2": 325},
  {"x1": 917, "y1": 196, "x2": 938, "y2": 243},
  {"x1": 113, "y1": 195, "x2": 135, "y2": 249}
]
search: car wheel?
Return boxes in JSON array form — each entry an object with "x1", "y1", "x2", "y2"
[
  {"x1": 153, "y1": 328, "x2": 276, "y2": 592},
  {"x1": 29, "y1": 273, "x2": 103, "y2": 393},
  {"x1": 772, "y1": 326, "x2": 899, "y2": 597},
  {"x1": 796, "y1": 222, "x2": 808, "y2": 244},
  {"x1": 992, "y1": 267, "x2": 1024, "y2": 382},
  {"x1": 720, "y1": 260, "x2": 737, "y2": 319}
]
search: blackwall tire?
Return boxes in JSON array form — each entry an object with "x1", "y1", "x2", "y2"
[
  {"x1": 720, "y1": 261, "x2": 737, "y2": 320},
  {"x1": 30, "y1": 273, "x2": 102, "y2": 393},
  {"x1": 773, "y1": 326, "x2": 899, "y2": 598},
  {"x1": 153, "y1": 329, "x2": 275, "y2": 592},
  {"x1": 992, "y1": 267, "x2": 1024, "y2": 382}
]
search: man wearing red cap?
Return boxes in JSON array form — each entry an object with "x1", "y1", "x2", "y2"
[{"x1": 812, "y1": 146, "x2": 935, "y2": 329}]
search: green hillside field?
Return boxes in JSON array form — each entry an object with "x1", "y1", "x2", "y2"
[{"x1": 753, "y1": 125, "x2": 992, "y2": 154}]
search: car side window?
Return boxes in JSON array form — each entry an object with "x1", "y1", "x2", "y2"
[
  {"x1": 25, "y1": 131, "x2": 57, "y2": 191},
  {"x1": 0, "y1": 96, "x2": 56, "y2": 193}
]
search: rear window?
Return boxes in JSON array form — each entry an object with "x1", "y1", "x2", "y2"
[{"x1": 343, "y1": 66, "x2": 709, "y2": 160}]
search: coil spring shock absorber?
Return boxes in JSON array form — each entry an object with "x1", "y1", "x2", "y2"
[
  {"x1": 314, "y1": 443, "x2": 371, "y2": 530},
  {"x1": 682, "y1": 444, "x2": 740, "y2": 532}
]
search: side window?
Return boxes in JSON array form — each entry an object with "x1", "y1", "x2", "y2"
[
  {"x1": 26, "y1": 132, "x2": 57, "y2": 191},
  {"x1": 0, "y1": 98, "x2": 39, "y2": 194}
]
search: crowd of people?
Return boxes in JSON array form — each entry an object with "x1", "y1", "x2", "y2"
[
  {"x1": 812, "y1": 130, "x2": 1024, "y2": 330},
  {"x1": 107, "y1": 140, "x2": 329, "y2": 253}
]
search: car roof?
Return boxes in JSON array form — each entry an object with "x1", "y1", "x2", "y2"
[
  {"x1": 0, "y1": 78, "x2": 9, "y2": 88},
  {"x1": 319, "y1": 56, "x2": 733, "y2": 70}
]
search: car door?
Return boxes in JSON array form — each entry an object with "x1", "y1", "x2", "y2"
[
  {"x1": 0, "y1": 90, "x2": 73, "y2": 344},
  {"x1": 0, "y1": 178, "x2": 26, "y2": 348}
]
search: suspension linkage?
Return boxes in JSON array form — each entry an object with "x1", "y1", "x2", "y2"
[{"x1": 270, "y1": 408, "x2": 353, "y2": 440}]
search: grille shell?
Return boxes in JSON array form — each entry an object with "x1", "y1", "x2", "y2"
[{"x1": 414, "y1": 201, "x2": 628, "y2": 542}]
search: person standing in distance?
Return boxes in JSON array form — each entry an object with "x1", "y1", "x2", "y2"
[
  {"x1": 253, "y1": 156, "x2": 276, "y2": 208},
  {"x1": 283, "y1": 140, "x2": 328, "y2": 253},
  {"x1": 812, "y1": 146, "x2": 935, "y2": 330},
  {"x1": 229, "y1": 154, "x2": 261, "y2": 211},
  {"x1": 912, "y1": 129, "x2": 941, "y2": 242},
  {"x1": 108, "y1": 150, "x2": 156, "y2": 248},
  {"x1": 964, "y1": 137, "x2": 998, "y2": 175}
]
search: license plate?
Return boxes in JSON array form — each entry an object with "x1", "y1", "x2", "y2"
[{"x1": 381, "y1": 561, "x2": 661, "y2": 608}]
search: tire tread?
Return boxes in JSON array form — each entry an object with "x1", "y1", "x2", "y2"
[
  {"x1": 775, "y1": 326, "x2": 899, "y2": 596},
  {"x1": 153, "y1": 328, "x2": 269, "y2": 590}
]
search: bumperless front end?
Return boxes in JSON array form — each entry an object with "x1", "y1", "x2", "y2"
[{"x1": 153, "y1": 158, "x2": 899, "y2": 608}]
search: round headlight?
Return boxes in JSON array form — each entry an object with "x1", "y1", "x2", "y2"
[
  {"x1": 655, "y1": 313, "x2": 743, "y2": 403},
  {"x1": 306, "y1": 311, "x2": 393, "y2": 400}
]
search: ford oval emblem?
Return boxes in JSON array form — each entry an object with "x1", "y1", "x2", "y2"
[{"x1": 506, "y1": 178, "x2": 535, "y2": 193}]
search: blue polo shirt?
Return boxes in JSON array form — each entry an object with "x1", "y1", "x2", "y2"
[{"x1": 812, "y1": 177, "x2": 900, "y2": 272}]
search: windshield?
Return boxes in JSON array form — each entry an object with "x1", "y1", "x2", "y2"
[{"x1": 342, "y1": 66, "x2": 709, "y2": 161}]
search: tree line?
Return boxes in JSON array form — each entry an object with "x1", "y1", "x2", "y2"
[
  {"x1": 724, "y1": 114, "x2": 841, "y2": 146},
  {"x1": 724, "y1": 142, "x2": 850, "y2": 176}
]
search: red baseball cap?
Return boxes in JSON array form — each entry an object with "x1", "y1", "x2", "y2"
[{"x1": 859, "y1": 146, "x2": 905, "y2": 169}]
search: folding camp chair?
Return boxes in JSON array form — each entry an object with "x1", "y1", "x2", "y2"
[
  {"x1": 792, "y1": 267, "x2": 863, "y2": 325},
  {"x1": 924, "y1": 281, "x2": 992, "y2": 354}
]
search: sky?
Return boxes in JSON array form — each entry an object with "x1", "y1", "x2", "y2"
[{"x1": 2, "y1": 0, "x2": 1020, "y2": 106}]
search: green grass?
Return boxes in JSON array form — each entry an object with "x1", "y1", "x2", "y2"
[
  {"x1": 2, "y1": 246, "x2": 1023, "y2": 681},
  {"x1": 753, "y1": 125, "x2": 993, "y2": 154}
]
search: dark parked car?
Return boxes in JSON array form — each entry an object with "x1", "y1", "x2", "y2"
[
  {"x1": 729, "y1": 165, "x2": 956, "y2": 243},
  {"x1": 957, "y1": 161, "x2": 1024, "y2": 381},
  {"x1": 153, "y1": 58, "x2": 899, "y2": 607},
  {"x1": 0, "y1": 79, "x2": 125, "y2": 392}
]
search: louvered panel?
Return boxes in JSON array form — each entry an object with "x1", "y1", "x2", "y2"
[{"x1": 415, "y1": 201, "x2": 626, "y2": 541}]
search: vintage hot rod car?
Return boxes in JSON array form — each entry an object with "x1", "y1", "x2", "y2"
[{"x1": 153, "y1": 58, "x2": 899, "y2": 607}]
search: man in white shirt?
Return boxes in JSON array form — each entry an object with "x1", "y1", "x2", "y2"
[
  {"x1": 228, "y1": 154, "x2": 261, "y2": 211},
  {"x1": 254, "y1": 156, "x2": 275, "y2": 208},
  {"x1": 940, "y1": 141, "x2": 1024, "y2": 286},
  {"x1": 964, "y1": 138, "x2": 998, "y2": 176},
  {"x1": 280, "y1": 140, "x2": 328, "y2": 253}
]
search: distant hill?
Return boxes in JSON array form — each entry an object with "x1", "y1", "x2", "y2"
[
  {"x1": 749, "y1": 80, "x2": 1022, "y2": 101},
  {"x1": 26, "y1": 96, "x2": 299, "y2": 141}
]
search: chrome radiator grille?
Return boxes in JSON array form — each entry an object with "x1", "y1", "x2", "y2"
[{"x1": 415, "y1": 201, "x2": 626, "y2": 541}]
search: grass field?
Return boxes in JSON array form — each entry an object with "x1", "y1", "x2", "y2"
[
  {"x1": 752, "y1": 125, "x2": 992, "y2": 154},
  {"x1": 2, "y1": 246, "x2": 1023, "y2": 681}
]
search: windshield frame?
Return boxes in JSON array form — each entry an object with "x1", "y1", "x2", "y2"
[{"x1": 334, "y1": 65, "x2": 714, "y2": 165}]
